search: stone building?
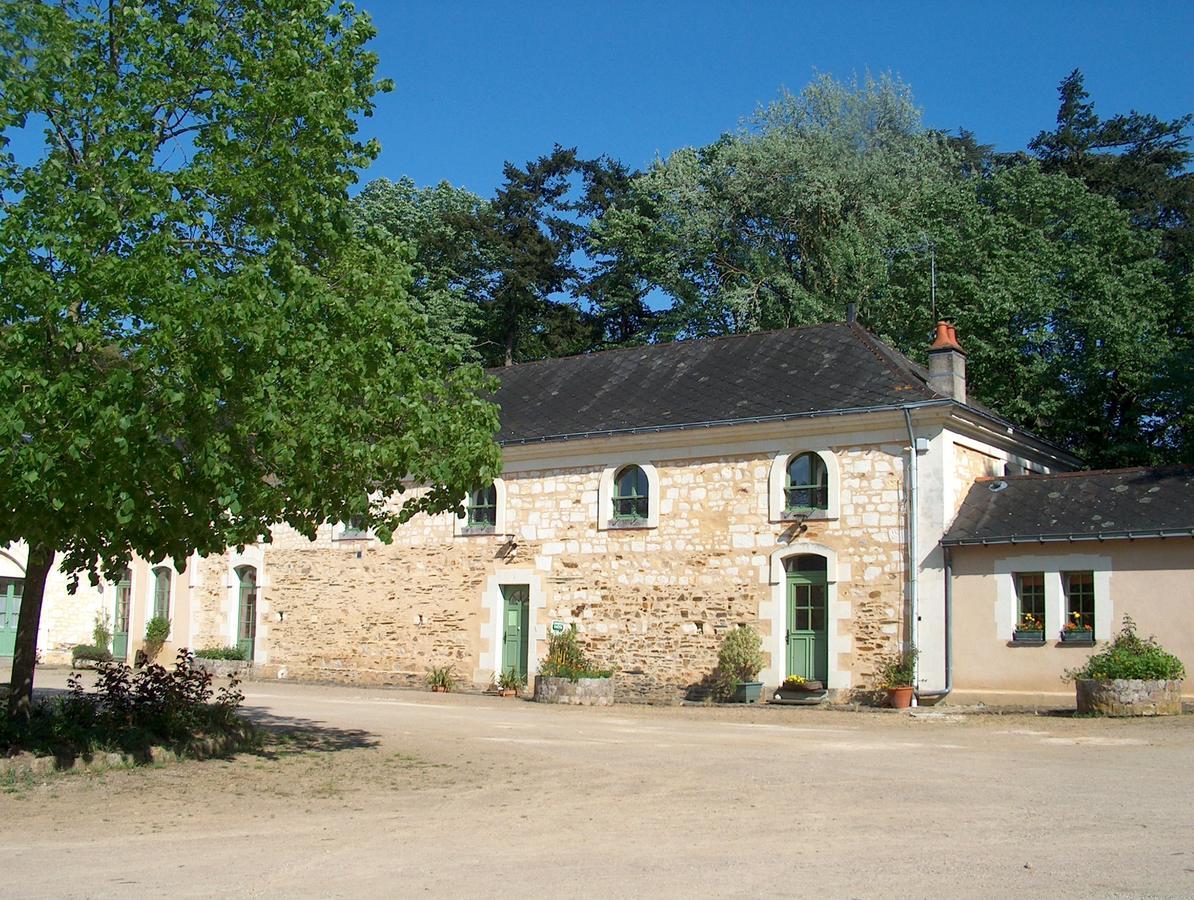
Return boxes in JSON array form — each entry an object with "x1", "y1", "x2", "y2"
[{"x1": 9, "y1": 319, "x2": 1113, "y2": 703}]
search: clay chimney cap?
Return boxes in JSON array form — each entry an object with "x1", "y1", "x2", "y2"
[{"x1": 929, "y1": 320, "x2": 964, "y2": 353}]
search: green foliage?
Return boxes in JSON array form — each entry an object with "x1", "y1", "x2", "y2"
[
  {"x1": 425, "y1": 665, "x2": 456, "y2": 691},
  {"x1": 1066, "y1": 616, "x2": 1186, "y2": 682},
  {"x1": 91, "y1": 612, "x2": 112, "y2": 652},
  {"x1": 195, "y1": 645, "x2": 247, "y2": 661},
  {"x1": 71, "y1": 644, "x2": 112, "y2": 664},
  {"x1": 497, "y1": 668, "x2": 526, "y2": 691},
  {"x1": 0, "y1": 650, "x2": 246, "y2": 758},
  {"x1": 876, "y1": 646, "x2": 919, "y2": 688},
  {"x1": 142, "y1": 616, "x2": 170, "y2": 664},
  {"x1": 0, "y1": 0, "x2": 501, "y2": 714},
  {"x1": 538, "y1": 625, "x2": 612, "y2": 681},
  {"x1": 712, "y1": 624, "x2": 766, "y2": 699}
]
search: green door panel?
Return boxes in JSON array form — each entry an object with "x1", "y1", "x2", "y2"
[
  {"x1": 0, "y1": 577, "x2": 22, "y2": 657},
  {"x1": 112, "y1": 572, "x2": 131, "y2": 660},
  {"x1": 501, "y1": 585, "x2": 530, "y2": 680},
  {"x1": 786, "y1": 574, "x2": 828, "y2": 683},
  {"x1": 237, "y1": 567, "x2": 257, "y2": 662}
]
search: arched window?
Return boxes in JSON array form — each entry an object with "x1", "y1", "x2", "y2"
[
  {"x1": 785, "y1": 452, "x2": 828, "y2": 514},
  {"x1": 612, "y1": 465, "x2": 649, "y2": 523},
  {"x1": 467, "y1": 484, "x2": 498, "y2": 529},
  {"x1": 152, "y1": 566, "x2": 172, "y2": 622}
]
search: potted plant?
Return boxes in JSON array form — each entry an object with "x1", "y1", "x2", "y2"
[
  {"x1": 497, "y1": 668, "x2": 525, "y2": 697},
  {"x1": 1013, "y1": 612, "x2": 1045, "y2": 644},
  {"x1": 425, "y1": 664, "x2": 456, "y2": 693},
  {"x1": 877, "y1": 646, "x2": 918, "y2": 708},
  {"x1": 534, "y1": 625, "x2": 615, "y2": 705},
  {"x1": 1065, "y1": 616, "x2": 1185, "y2": 716},
  {"x1": 1060, "y1": 611, "x2": 1094, "y2": 644},
  {"x1": 141, "y1": 616, "x2": 171, "y2": 664},
  {"x1": 714, "y1": 624, "x2": 766, "y2": 703}
]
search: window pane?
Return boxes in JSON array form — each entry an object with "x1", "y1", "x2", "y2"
[
  {"x1": 153, "y1": 568, "x2": 171, "y2": 620},
  {"x1": 1064, "y1": 571, "x2": 1095, "y2": 630},
  {"x1": 1016, "y1": 572, "x2": 1045, "y2": 627},
  {"x1": 613, "y1": 466, "x2": 649, "y2": 520},
  {"x1": 785, "y1": 453, "x2": 828, "y2": 510}
]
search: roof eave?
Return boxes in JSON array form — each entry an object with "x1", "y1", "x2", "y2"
[{"x1": 941, "y1": 528, "x2": 1194, "y2": 547}]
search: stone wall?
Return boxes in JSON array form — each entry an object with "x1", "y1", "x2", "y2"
[{"x1": 228, "y1": 442, "x2": 910, "y2": 703}]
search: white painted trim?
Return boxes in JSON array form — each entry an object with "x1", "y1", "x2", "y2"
[
  {"x1": 477, "y1": 568, "x2": 547, "y2": 684},
  {"x1": 597, "y1": 462, "x2": 660, "y2": 530},
  {"x1": 760, "y1": 542, "x2": 850, "y2": 690},
  {"x1": 767, "y1": 449, "x2": 840, "y2": 523},
  {"x1": 453, "y1": 477, "x2": 507, "y2": 536},
  {"x1": 993, "y1": 553, "x2": 1112, "y2": 641},
  {"x1": 0, "y1": 547, "x2": 26, "y2": 578}
]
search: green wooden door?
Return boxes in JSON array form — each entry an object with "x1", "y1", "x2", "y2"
[
  {"x1": 112, "y1": 569, "x2": 131, "y2": 660},
  {"x1": 236, "y1": 567, "x2": 257, "y2": 662},
  {"x1": 786, "y1": 572, "x2": 828, "y2": 682},
  {"x1": 501, "y1": 585, "x2": 530, "y2": 680},
  {"x1": 0, "y1": 577, "x2": 22, "y2": 657}
]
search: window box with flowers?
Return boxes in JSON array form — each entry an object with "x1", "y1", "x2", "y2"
[
  {"x1": 1060, "y1": 611, "x2": 1095, "y2": 644},
  {"x1": 1012, "y1": 612, "x2": 1046, "y2": 645}
]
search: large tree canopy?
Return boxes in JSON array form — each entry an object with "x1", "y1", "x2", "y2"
[{"x1": 0, "y1": 0, "x2": 500, "y2": 715}]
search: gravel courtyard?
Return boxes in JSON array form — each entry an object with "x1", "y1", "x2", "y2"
[{"x1": 3, "y1": 672, "x2": 1193, "y2": 898}]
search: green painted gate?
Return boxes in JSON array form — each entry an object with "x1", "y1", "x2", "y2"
[
  {"x1": 236, "y1": 566, "x2": 257, "y2": 662},
  {"x1": 112, "y1": 569, "x2": 131, "y2": 660},
  {"x1": 500, "y1": 584, "x2": 530, "y2": 680},
  {"x1": 786, "y1": 560, "x2": 828, "y2": 683},
  {"x1": 0, "y1": 577, "x2": 22, "y2": 657}
]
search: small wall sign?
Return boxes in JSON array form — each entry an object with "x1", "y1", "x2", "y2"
[{"x1": 551, "y1": 620, "x2": 566, "y2": 635}]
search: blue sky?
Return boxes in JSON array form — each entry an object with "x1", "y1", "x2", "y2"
[{"x1": 361, "y1": 1, "x2": 1194, "y2": 196}]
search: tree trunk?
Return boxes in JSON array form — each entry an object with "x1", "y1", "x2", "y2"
[{"x1": 6, "y1": 545, "x2": 55, "y2": 721}]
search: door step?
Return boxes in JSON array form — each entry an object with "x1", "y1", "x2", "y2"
[{"x1": 769, "y1": 690, "x2": 829, "y2": 706}]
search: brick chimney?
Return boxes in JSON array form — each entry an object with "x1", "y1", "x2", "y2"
[{"x1": 928, "y1": 320, "x2": 966, "y2": 402}]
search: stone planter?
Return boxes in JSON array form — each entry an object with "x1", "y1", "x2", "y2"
[
  {"x1": 1075, "y1": 679, "x2": 1183, "y2": 717},
  {"x1": 193, "y1": 658, "x2": 251, "y2": 678},
  {"x1": 533, "y1": 675, "x2": 615, "y2": 706},
  {"x1": 728, "y1": 681, "x2": 763, "y2": 703}
]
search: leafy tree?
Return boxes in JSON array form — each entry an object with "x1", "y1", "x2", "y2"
[
  {"x1": 598, "y1": 73, "x2": 957, "y2": 339},
  {"x1": 0, "y1": 0, "x2": 500, "y2": 718},
  {"x1": 352, "y1": 177, "x2": 493, "y2": 357}
]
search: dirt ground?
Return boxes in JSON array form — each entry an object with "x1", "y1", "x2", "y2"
[{"x1": 2, "y1": 670, "x2": 1193, "y2": 899}]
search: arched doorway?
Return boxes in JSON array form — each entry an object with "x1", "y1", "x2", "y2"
[{"x1": 785, "y1": 555, "x2": 828, "y2": 683}]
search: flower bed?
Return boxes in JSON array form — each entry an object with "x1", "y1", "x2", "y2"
[
  {"x1": 1066, "y1": 616, "x2": 1185, "y2": 716},
  {"x1": 1075, "y1": 678, "x2": 1183, "y2": 717}
]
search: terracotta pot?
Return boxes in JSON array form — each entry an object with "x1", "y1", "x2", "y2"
[
  {"x1": 432, "y1": 685, "x2": 447, "y2": 693},
  {"x1": 501, "y1": 688, "x2": 517, "y2": 697},
  {"x1": 887, "y1": 685, "x2": 914, "y2": 709}
]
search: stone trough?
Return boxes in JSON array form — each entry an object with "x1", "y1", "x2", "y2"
[
  {"x1": 533, "y1": 675, "x2": 615, "y2": 706},
  {"x1": 1075, "y1": 678, "x2": 1183, "y2": 716}
]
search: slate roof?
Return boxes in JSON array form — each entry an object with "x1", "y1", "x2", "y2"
[
  {"x1": 942, "y1": 467, "x2": 1194, "y2": 546},
  {"x1": 492, "y1": 322, "x2": 953, "y2": 444}
]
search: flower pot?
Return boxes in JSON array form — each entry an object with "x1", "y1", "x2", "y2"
[
  {"x1": 431, "y1": 685, "x2": 447, "y2": 693},
  {"x1": 887, "y1": 685, "x2": 914, "y2": 709},
  {"x1": 500, "y1": 688, "x2": 517, "y2": 697},
  {"x1": 729, "y1": 681, "x2": 764, "y2": 703},
  {"x1": 1076, "y1": 678, "x2": 1183, "y2": 716},
  {"x1": 1012, "y1": 630, "x2": 1045, "y2": 644},
  {"x1": 782, "y1": 679, "x2": 824, "y2": 692},
  {"x1": 1060, "y1": 631, "x2": 1094, "y2": 644}
]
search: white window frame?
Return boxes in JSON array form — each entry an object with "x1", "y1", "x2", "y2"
[
  {"x1": 454, "y1": 476, "x2": 507, "y2": 536},
  {"x1": 597, "y1": 462, "x2": 660, "y2": 530},
  {"x1": 994, "y1": 554, "x2": 1112, "y2": 642},
  {"x1": 768, "y1": 449, "x2": 839, "y2": 523}
]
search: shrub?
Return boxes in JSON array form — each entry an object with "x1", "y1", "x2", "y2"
[
  {"x1": 425, "y1": 665, "x2": 456, "y2": 691},
  {"x1": 71, "y1": 644, "x2": 113, "y2": 664},
  {"x1": 497, "y1": 668, "x2": 526, "y2": 691},
  {"x1": 195, "y1": 645, "x2": 247, "y2": 661},
  {"x1": 1066, "y1": 616, "x2": 1186, "y2": 683},
  {"x1": 0, "y1": 649, "x2": 246, "y2": 758},
  {"x1": 538, "y1": 625, "x2": 613, "y2": 681},
  {"x1": 92, "y1": 612, "x2": 112, "y2": 653},
  {"x1": 711, "y1": 624, "x2": 766, "y2": 699},
  {"x1": 142, "y1": 616, "x2": 171, "y2": 663},
  {"x1": 876, "y1": 646, "x2": 918, "y2": 688}
]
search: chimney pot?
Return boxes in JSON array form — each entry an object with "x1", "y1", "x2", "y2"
[{"x1": 928, "y1": 320, "x2": 967, "y2": 402}]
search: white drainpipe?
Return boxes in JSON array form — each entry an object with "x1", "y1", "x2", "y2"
[{"x1": 903, "y1": 407, "x2": 920, "y2": 704}]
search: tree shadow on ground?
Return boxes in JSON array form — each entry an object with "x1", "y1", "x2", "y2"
[{"x1": 240, "y1": 708, "x2": 380, "y2": 759}]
